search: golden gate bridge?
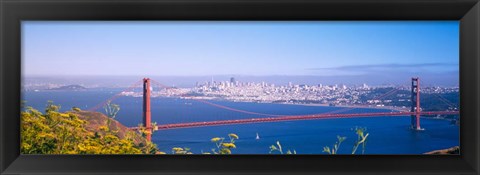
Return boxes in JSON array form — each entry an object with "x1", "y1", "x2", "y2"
[{"x1": 88, "y1": 77, "x2": 459, "y2": 142}]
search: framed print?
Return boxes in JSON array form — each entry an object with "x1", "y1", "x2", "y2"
[{"x1": 1, "y1": 0, "x2": 479, "y2": 174}]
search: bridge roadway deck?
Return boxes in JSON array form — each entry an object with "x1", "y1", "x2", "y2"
[{"x1": 129, "y1": 111, "x2": 459, "y2": 130}]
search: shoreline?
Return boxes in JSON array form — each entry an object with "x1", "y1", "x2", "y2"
[
  {"x1": 124, "y1": 94, "x2": 438, "y2": 113},
  {"x1": 192, "y1": 97, "x2": 410, "y2": 112},
  {"x1": 273, "y1": 102, "x2": 408, "y2": 112},
  {"x1": 155, "y1": 96, "x2": 411, "y2": 112}
]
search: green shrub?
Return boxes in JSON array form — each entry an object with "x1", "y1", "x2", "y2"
[{"x1": 20, "y1": 102, "x2": 159, "y2": 154}]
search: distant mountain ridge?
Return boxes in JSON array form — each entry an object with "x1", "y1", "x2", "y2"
[{"x1": 48, "y1": 85, "x2": 87, "y2": 91}]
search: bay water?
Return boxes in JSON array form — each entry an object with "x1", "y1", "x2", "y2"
[{"x1": 23, "y1": 90, "x2": 460, "y2": 154}]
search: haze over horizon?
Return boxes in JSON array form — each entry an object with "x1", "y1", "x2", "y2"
[
  {"x1": 22, "y1": 21, "x2": 459, "y2": 86},
  {"x1": 24, "y1": 74, "x2": 458, "y2": 88}
]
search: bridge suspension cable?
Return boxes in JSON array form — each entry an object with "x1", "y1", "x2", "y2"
[
  {"x1": 149, "y1": 79, "x2": 288, "y2": 117},
  {"x1": 88, "y1": 79, "x2": 143, "y2": 111},
  {"x1": 372, "y1": 88, "x2": 399, "y2": 101},
  {"x1": 432, "y1": 93, "x2": 457, "y2": 108},
  {"x1": 149, "y1": 79, "x2": 408, "y2": 117}
]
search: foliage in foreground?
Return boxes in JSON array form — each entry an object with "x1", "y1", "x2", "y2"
[
  {"x1": 323, "y1": 127, "x2": 369, "y2": 154},
  {"x1": 20, "y1": 102, "x2": 159, "y2": 154},
  {"x1": 269, "y1": 141, "x2": 296, "y2": 154},
  {"x1": 21, "y1": 102, "x2": 373, "y2": 155},
  {"x1": 206, "y1": 133, "x2": 239, "y2": 154}
]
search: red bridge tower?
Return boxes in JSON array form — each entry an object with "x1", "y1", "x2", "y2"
[
  {"x1": 143, "y1": 78, "x2": 152, "y2": 141},
  {"x1": 411, "y1": 77, "x2": 423, "y2": 130}
]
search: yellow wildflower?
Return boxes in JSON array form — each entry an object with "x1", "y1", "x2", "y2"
[
  {"x1": 21, "y1": 143, "x2": 32, "y2": 150},
  {"x1": 105, "y1": 135, "x2": 118, "y2": 141},
  {"x1": 99, "y1": 125, "x2": 108, "y2": 131},
  {"x1": 228, "y1": 133, "x2": 239, "y2": 139},
  {"x1": 37, "y1": 132, "x2": 55, "y2": 138},
  {"x1": 211, "y1": 137, "x2": 221, "y2": 142},
  {"x1": 60, "y1": 113, "x2": 70, "y2": 118},
  {"x1": 221, "y1": 148, "x2": 232, "y2": 154},
  {"x1": 172, "y1": 147, "x2": 184, "y2": 152},
  {"x1": 222, "y1": 143, "x2": 236, "y2": 148}
]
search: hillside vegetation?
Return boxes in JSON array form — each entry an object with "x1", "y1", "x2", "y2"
[{"x1": 21, "y1": 102, "x2": 160, "y2": 154}]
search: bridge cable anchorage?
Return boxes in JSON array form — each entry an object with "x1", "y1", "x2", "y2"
[{"x1": 88, "y1": 79, "x2": 143, "y2": 111}]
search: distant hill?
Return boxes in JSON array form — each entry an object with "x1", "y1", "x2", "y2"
[{"x1": 48, "y1": 85, "x2": 87, "y2": 91}]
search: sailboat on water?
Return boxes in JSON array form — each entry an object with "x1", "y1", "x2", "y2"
[{"x1": 256, "y1": 133, "x2": 260, "y2": 140}]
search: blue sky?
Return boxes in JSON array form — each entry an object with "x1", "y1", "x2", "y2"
[{"x1": 22, "y1": 21, "x2": 459, "y2": 85}]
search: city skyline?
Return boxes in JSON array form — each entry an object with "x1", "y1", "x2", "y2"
[
  {"x1": 23, "y1": 74, "x2": 458, "y2": 88},
  {"x1": 22, "y1": 21, "x2": 459, "y2": 86}
]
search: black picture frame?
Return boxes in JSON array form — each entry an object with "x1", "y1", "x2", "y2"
[{"x1": 1, "y1": 0, "x2": 479, "y2": 174}]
